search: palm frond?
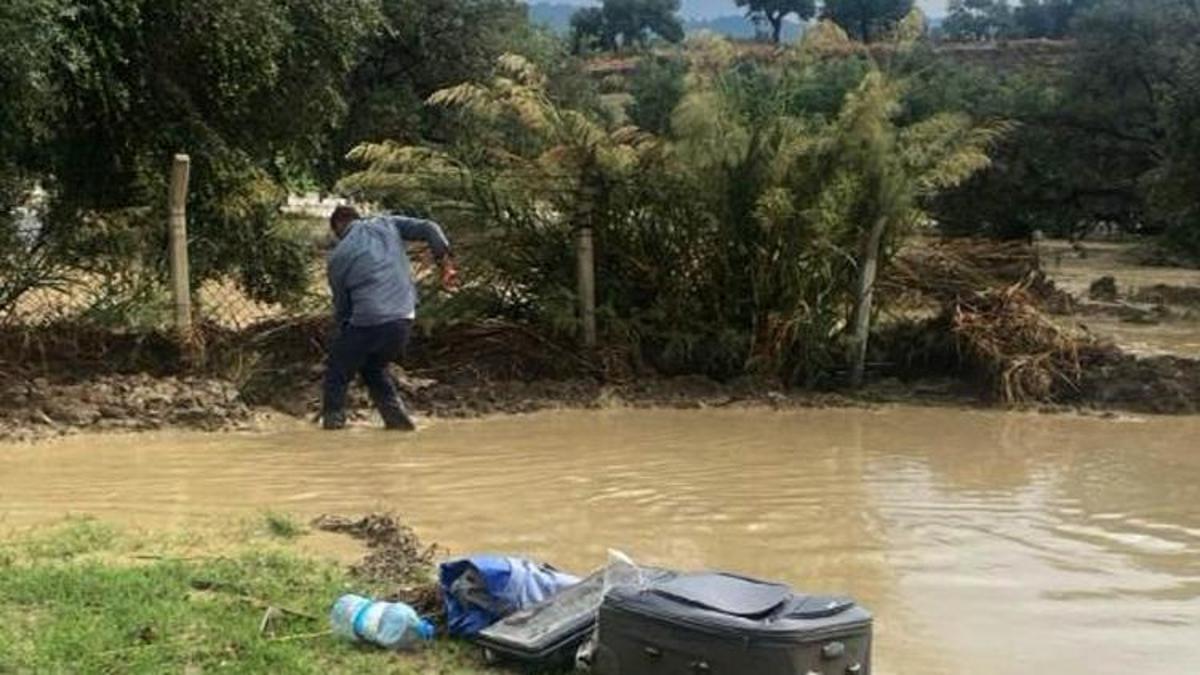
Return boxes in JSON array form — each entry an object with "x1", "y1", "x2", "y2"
[
  {"x1": 428, "y1": 83, "x2": 495, "y2": 116},
  {"x1": 497, "y1": 53, "x2": 546, "y2": 88},
  {"x1": 671, "y1": 90, "x2": 751, "y2": 168},
  {"x1": 900, "y1": 115, "x2": 1013, "y2": 194}
]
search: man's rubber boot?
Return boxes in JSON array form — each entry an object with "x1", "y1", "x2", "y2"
[
  {"x1": 377, "y1": 399, "x2": 416, "y2": 432},
  {"x1": 321, "y1": 410, "x2": 347, "y2": 430}
]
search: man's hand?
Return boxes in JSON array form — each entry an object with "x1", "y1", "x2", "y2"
[{"x1": 440, "y1": 258, "x2": 459, "y2": 290}]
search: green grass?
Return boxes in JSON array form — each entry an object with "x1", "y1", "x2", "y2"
[
  {"x1": 261, "y1": 511, "x2": 305, "y2": 540},
  {"x1": 0, "y1": 518, "x2": 505, "y2": 674}
]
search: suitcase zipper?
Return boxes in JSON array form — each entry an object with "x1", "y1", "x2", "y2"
[{"x1": 604, "y1": 602, "x2": 871, "y2": 646}]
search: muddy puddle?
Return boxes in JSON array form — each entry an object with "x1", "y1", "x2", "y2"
[
  {"x1": 1067, "y1": 313, "x2": 1200, "y2": 358},
  {"x1": 1041, "y1": 240, "x2": 1200, "y2": 298},
  {"x1": 2, "y1": 407, "x2": 1199, "y2": 674},
  {"x1": 1042, "y1": 240, "x2": 1200, "y2": 358}
]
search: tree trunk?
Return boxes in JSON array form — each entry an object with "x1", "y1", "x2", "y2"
[
  {"x1": 576, "y1": 227, "x2": 597, "y2": 349},
  {"x1": 848, "y1": 216, "x2": 888, "y2": 388},
  {"x1": 770, "y1": 14, "x2": 783, "y2": 44}
]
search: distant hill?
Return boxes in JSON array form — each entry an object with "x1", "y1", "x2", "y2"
[{"x1": 528, "y1": 3, "x2": 804, "y2": 41}]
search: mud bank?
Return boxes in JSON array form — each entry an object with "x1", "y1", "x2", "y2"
[
  {"x1": 0, "y1": 366, "x2": 923, "y2": 443},
  {"x1": 0, "y1": 374, "x2": 250, "y2": 442},
  {"x1": 3, "y1": 339, "x2": 1195, "y2": 443},
  {"x1": 0, "y1": 318, "x2": 922, "y2": 442},
  {"x1": 1077, "y1": 351, "x2": 1200, "y2": 414}
]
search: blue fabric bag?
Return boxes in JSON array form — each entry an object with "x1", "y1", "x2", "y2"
[{"x1": 439, "y1": 555, "x2": 579, "y2": 636}]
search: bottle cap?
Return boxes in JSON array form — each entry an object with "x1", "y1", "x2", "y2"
[{"x1": 416, "y1": 619, "x2": 435, "y2": 641}]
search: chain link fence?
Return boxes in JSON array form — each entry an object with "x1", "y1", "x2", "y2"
[{"x1": 2, "y1": 182, "x2": 341, "y2": 335}]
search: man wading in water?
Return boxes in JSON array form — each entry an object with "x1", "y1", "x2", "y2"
[{"x1": 322, "y1": 206, "x2": 457, "y2": 430}]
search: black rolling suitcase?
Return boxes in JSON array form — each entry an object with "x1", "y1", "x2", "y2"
[{"x1": 592, "y1": 571, "x2": 872, "y2": 675}]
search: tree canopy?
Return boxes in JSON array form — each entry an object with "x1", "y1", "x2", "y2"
[
  {"x1": 1014, "y1": 0, "x2": 1097, "y2": 38},
  {"x1": 943, "y1": 0, "x2": 1015, "y2": 40},
  {"x1": 570, "y1": 0, "x2": 685, "y2": 53},
  {"x1": 1, "y1": 0, "x2": 382, "y2": 309},
  {"x1": 734, "y1": 0, "x2": 817, "y2": 43},
  {"x1": 822, "y1": 0, "x2": 915, "y2": 42},
  {"x1": 0, "y1": 0, "x2": 552, "y2": 315}
]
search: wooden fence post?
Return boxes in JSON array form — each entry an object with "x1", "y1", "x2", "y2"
[
  {"x1": 168, "y1": 154, "x2": 192, "y2": 340},
  {"x1": 848, "y1": 215, "x2": 888, "y2": 389},
  {"x1": 576, "y1": 227, "x2": 597, "y2": 348}
]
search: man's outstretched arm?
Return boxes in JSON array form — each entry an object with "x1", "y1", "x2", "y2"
[
  {"x1": 389, "y1": 215, "x2": 457, "y2": 288},
  {"x1": 390, "y1": 216, "x2": 451, "y2": 261}
]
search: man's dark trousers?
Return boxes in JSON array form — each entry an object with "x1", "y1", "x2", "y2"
[{"x1": 322, "y1": 319, "x2": 413, "y2": 428}]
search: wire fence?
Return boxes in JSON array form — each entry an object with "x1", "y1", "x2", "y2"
[
  {"x1": 2, "y1": 180, "x2": 341, "y2": 334},
  {"x1": 4, "y1": 261, "x2": 330, "y2": 331}
]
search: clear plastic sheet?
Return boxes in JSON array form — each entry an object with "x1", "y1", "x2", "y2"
[{"x1": 576, "y1": 549, "x2": 650, "y2": 670}]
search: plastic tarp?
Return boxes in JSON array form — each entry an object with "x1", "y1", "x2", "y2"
[{"x1": 439, "y1": 555, "x2": 580, "y2": 637}]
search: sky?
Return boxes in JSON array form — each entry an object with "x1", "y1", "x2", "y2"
[{"x1": 918, "y1": 0, "x2": 948, "y2": 17}]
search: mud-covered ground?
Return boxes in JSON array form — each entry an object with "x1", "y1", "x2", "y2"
[
  {"x1": 0, "y1": 375, "x2": 250, "y2": 442},
  {"x1": 0, "y1": 365, "x2": 950, "y2": 443},
  {"x1": 2, "y1": 239, "x2": 1198, "y2": 443}
]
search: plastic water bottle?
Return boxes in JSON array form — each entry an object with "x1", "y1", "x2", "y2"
[{"x1": 331, "y1": 594, "x2": 435, "y2": 650}]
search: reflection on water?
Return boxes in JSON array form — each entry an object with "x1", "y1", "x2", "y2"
[{"x1": 2, "y1": 407, "x2": 1198, "y2": 674}]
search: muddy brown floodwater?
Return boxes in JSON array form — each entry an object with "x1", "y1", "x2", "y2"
[
  {"x1": 1041, "y1": 239, "x2": 1200, "y2": 358},
  {"x1": 3, "y1": 407, "x2": 1199, "y2": 674}
]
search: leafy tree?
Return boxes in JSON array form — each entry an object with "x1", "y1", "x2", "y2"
[
  {"x1": 943, "y1": 0, "x2": 1015, "y2": 41},
  {"x1": 628, "y1": 57, "x2": 689, "y2": 134},
  {"x1": 911, "y1": 59, "x2": 1090, "y2": 239},
  {"x1": 570, "y1": 0, "x2": 684, "y2": 54},
  {"x1": 822, "y1": 0, "x2": 915, "y2": 42},
  {"x1": 4, "y1": 0, "x2": 381, "y2": 315},
  {"x1": 669, "y1": 30, "x2": 1004, "y2": 384},
  {"x1": 926, "y1": 0, "x2": 1200, "y2": 260},
  {"x1": 1070, "y1": 0, "x2": 1200, "y2": 253},
  {"x1": 333, "y1": 0, "x2": 527, "y2": 170},
  {"x1": 570, "y1": 7, "x2": 613, "y2": 53},
  {"x1": 0, "y1": 0, "x2": 69, "y2": 314},
  {"x1": 1014, "y1": 0, "x2": 1096, "y2": 38},
  {"x1": 734, "y1": 0, "x2": 817, "y2": 43},
  {"x1": 34, "y1": 0, "x2": 383, "y2": 308}
]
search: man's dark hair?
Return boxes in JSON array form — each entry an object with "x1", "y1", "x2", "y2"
[{"x1": 330, "y1": 205, "x2": 361, "y2": 236}]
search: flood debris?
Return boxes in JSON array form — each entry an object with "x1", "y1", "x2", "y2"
[
  {"x1": 949, "y1": 279, "x2": 1094, "y2": 404},
  {"x1": 1088, "y1": 276, "x2": 1119, "y2": 302},
  {"x1": 312, "y1": 513, "x2": 443, "y2": 585},
  {"x1": 1131, "y1": 283, "x2": 1200, "y2": 308},
  {"x1": 313, "y1": 512, "x2": 447, "y2": 625},
  {"x1": 883, "y1": 237, "x2": 1040, "y2": 304}
]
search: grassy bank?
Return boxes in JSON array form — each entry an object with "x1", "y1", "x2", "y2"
[{"x1": 0, "y1": 517, "x2": 499, "y2": 674}]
